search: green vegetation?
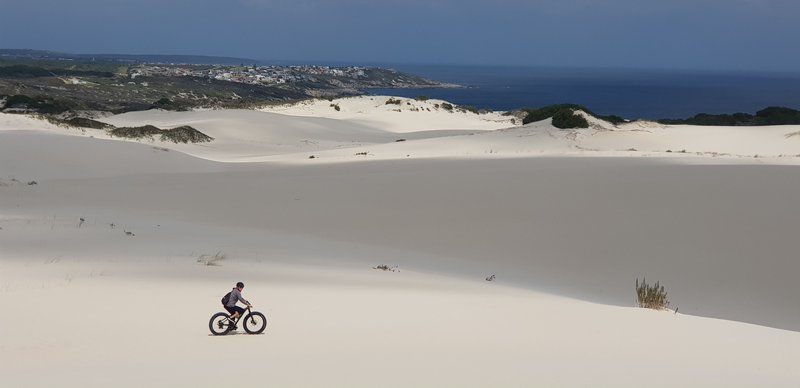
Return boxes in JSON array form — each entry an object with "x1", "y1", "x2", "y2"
[
  {"x1": 110, "y1": 124, "x2": 213, "y2": 143},
  {"x1": 161, "y1": 126, "x2": 214, "y2": 143},
  {"x1": 635, "y1": 278, "x2": 670, "y2": 310},
  {"x1": 440, "y1": 102, "x2": 453, "y2": 111},
  {"x1": 0, "y1": 64, "x2": 115, "y2": 78},
  {"x1": 416, "y1": 95, "x2": 429, "y2": 101},
  {"x1": 460, "y1": 105, "x2": 480, "y2": 114},
  {"x1": 151, "y1": 97, "x2": 190, "y2": 111},
  {"x1": 522, "y1": 104, "x2": 587, "y2": 124},
  {"x1": 110, "y1": 125, "x2": 163, "y2": 138},
  {"x1": 385, "y1": 98, "x2": 402, "y2": 105},
  {"x1": 522, "y1": 103, "x2": 627, "y2": 128},
  {"x1": 659, "y1": 107, "x2": 800, "y2": 126},
  {"x1": 60, "y1": 117, "x2": 114, "y2": 129},
  {"x1": 551, "y1": 109, "x2": 589, "y2": 129},
  {"x1": 2, "y1": 95, "x2": 73, "y2": 114}
]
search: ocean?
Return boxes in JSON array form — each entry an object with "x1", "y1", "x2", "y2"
[{"x1": 369, "y1": 65, "x2": 800, "y2": 120}]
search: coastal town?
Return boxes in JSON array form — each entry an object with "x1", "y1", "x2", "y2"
[{"x1": 130, "y1": 63, "x2": 396, "y2": 87}]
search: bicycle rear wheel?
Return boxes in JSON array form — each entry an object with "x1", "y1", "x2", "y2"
[
  {"x1": 209, "y1": 312, "x2": 234, "y2": 335},
  {"x1": 243, "y1": 311, "x2": 267, "y2": 334}
]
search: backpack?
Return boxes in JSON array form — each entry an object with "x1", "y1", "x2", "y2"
[{"x1": 221, "y1": 291, "x2": 232, "y2": 306}]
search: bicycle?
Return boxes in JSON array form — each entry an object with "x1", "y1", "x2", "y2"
[{"x1": 209, "y1": 305, "x2": 267, "y2": 335}]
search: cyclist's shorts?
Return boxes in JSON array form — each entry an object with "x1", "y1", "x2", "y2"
[{"x1": 224, "y1": 305, "x2": 245, "y2": 315}]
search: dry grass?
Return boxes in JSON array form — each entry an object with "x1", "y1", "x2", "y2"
[
  {"x1": 636, "y1": 277, "x2": 670, "y2": 310},
  {"x1": 373, "y1": 264, "x2": 399, "y2": 272},
  {"x1": 197, "y1": 252, "x2": 226, "y2": 266}
]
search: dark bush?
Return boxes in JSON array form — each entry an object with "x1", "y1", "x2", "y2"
[
  {"x1": 151, "y1": 97, "x2": 188, "y2": 111},
  {"x1": 110, "y1": 124, "x2": 212, "y2": 143},
  {"x1": 461, "y1": 105, "x2": 479, "y2": 114},
  {"x1": 597, "y1": 114, "x2": 626, "y2": 125},
  {"x1": 551, "y1": 109, "x2": 589, "y2": 129},
  {"x1": 385, "y1": 98, "x2": 402, "y2": 105},
  {"x1": 658, "y1": 106, "x2": 800, "y2": 126},
  {"x1": 3, "y1": 95, "x2": 72, "y2": 114},
  {"x1": 110, "y1": 125, "x2": 163, "y2": 139},
  {"x1": 161, "y1": 126, "x2": 213, "y2": 143},
  {"x1": 522, "y1": 104, "x2": 626, "y2": 127},
  {"x1": 61, "y1": 117, "x2": 114, "y2": 129},
  {"x1": 0, "y1": 65, "x2": 114, "y2": 78},
  {"x1": 522, "y1": 104, "x2": 589, "y2": 124}
]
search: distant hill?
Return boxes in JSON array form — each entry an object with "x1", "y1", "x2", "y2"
[{"x1": 0, "y1": 49, "x2": 257, "y2": 66}]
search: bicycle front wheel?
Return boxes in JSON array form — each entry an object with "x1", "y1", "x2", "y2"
[
  {"x1": 244, "y1": 311, "x2": 267, "y2": 334},
  {"x1": 209, "y1": 312, "x2": 234, "y2": 335}
]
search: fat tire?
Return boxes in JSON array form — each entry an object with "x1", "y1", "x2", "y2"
[
  {"x1": 243, "y1": 311, "x2": 267, "y2": 334},
  {"x1": 209, "y1": 312, "x2": 234, "y2": 335}
]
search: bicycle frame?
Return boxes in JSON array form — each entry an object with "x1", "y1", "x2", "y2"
[{"x1": 228, "y1": 305, "x2": 256, "y2": 325}]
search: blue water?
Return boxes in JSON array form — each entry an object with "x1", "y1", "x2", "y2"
[{"x1": 370, "y1": 65, "x2": 800, "y2": 120}]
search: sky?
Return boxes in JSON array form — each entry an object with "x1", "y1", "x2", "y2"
[{"x1": 1, "y1": 0, "x2": 798, "y2": 72}]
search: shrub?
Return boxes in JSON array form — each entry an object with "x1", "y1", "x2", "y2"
[
  {"x1": 522, "y1": 104, "x2": 588, "y2": 124},
  {"x1": 385, "y1": 98, "x2": 402, "y2": 105},
  {"x1": 635, "y1": 278, "x2": 669, "y2": 310},
  {"x1": 658, "y1": 106, "x2": 800, "y2": 126},
  {"x1": 551, "y1": 109, "x2": 589, "y2": 129},
  {"x1": 373, "y1": 264, "x2": 399, "y2": 272},
  {"x1": 522, "y1": 104, "x2": 624, "y2": 127},
  {"x1": 330, "y1": 103, "x2": 340, "y2": 111},
  {"x1": 110, "y1": 125, "x2": 162, "y2": 139},
  {"x1": 461, "y1": 105, "x2": 479, "y2": 114},
  {"x1": 161, "y1": 126, "x2": 214, "y2": 143},
  {"x1": 61, "y1": 117, "x2": 114, "y2": 129},
  {"x1": 416, "y1": 95, "x2": 429, "y2": 101},
  {"x1": 197, "y1": 252, "x2": 226, "y2": 266},
  {"x1": 441, "y1": 102, "x2": 453, "y2": 111},
  {"x1": 110, "y1": 125, "x2": 213, "y2": 143},
  {"x1": 151, "y1": 97, "x2": 189, "y2": 111},
  {"x1": 3, "y1": 94, "x2": 72, "y2": 114},
  {"x1": 598, "y1": 114, "x2": 626, "y2": 125}
]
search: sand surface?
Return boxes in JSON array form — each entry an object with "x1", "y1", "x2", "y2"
[{"x1": 3, "y1": 104, "x2": 800, "y2": 386}]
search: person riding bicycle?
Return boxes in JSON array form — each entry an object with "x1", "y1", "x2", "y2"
[{"x1": 223, "y1": 282, "x2": 251, "y2": 322}]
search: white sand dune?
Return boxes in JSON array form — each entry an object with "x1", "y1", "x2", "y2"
[
  {"x1": 259, "y1": 95, "x2": 519, "y2": 133},
  {"x1": 70, "y1": 105, "x2": 800, "y2": 164},
  {"x1": 3, "y1": 105, "x2": 800, "y2": 386}
]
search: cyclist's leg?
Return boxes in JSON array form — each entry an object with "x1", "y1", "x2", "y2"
[
  {"x1": 224, "y1": 305, "x2": 238, "y2": 320},
  {"x1": 232, "y1": 306, "x2": 245, "y2": 320}
]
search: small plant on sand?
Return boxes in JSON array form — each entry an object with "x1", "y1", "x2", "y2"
[
  {"x1": 416, "y1": 95, "x2": 429, "y2": 101},
  {"x1": 330, "y1": 103, "x2": 341, "y2": 111},
  {"x1": 373, "y1": 264, "x2": 399, "y2": 272},
  {"x1": 440, "y1": 103, "x2": 453, "y2": 111},
  {"x1": 635, "y1": 277, "x2": 669, "y2": 310},
  {"x1": 197, "y1": 252, "x2": 226, "y2": 266},
  {"x1": 385, "y1": 98, "x2": 402, "y2": 105}
]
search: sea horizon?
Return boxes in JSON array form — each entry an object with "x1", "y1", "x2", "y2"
[{"x1": 369, "y1": 64, "x2": 800, "y2": 120}]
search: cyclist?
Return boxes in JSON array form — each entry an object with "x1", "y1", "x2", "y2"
[{"x1": 223, "y1": 282, "x2": 251, "y2": 323}]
